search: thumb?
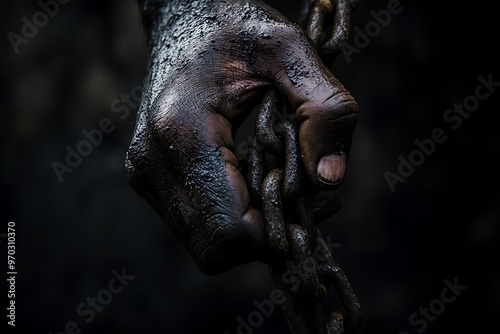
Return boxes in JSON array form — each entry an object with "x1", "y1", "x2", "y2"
[{"x1": 259, "y1": 23, "x2": 359, "y2": 189}]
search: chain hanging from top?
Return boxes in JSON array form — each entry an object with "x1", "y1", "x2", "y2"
[{"x1": 246, "y1": 1, "x2": 361, "y2": 333}]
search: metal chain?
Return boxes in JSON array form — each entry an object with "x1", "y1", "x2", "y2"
[{"x1": 246, "y1": 1, "x2": 361, "y2": 333}]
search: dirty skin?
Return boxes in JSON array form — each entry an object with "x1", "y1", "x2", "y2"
[{"x1": 126, "y1": 0, "x2": 359, "y2": 274}]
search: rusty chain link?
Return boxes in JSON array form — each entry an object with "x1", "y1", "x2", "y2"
[{"x1": 246, "y1": 1, "x2": 361, "y2": 333}]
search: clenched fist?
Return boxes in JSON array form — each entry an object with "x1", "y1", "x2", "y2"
[{"x1": 126, "y1": 0, "x2": 358, "y2": 274}]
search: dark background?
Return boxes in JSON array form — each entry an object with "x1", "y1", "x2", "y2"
[{"x1": 2, "y1": 0, "x2": 499, "y2": 333}]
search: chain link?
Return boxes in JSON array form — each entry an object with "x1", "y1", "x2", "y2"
[
  {"x1": 245, "y1": 1, "x2": 361, "y2": 332},
  {"x1": 248, "y1": 93, "x2": 361, "y2": 333}
]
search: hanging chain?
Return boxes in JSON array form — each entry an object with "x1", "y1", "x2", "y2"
[{"x1": 246, "y1": 1, "x2": 361, "y2": 333}]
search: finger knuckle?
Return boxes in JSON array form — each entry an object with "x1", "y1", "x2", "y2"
[{"x1": 190, "y1": 212, "x2": 246, "y2": 274}]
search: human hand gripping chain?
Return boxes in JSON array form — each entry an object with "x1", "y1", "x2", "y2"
[{"x1": 126, "y1": 0, "x2": 361, "y2": 332}]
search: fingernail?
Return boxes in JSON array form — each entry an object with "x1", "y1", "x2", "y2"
[{"x1": 317, "y1": 153, "x2": 346, "y2": 185}]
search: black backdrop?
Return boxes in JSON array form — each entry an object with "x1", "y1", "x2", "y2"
[{"x1": 2, "y1": 0, "x2": 499, "y2": 333}]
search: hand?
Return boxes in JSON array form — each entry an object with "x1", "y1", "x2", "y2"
[{"x1": 126, "y1": 0, "x2": 358, "y2": 274}]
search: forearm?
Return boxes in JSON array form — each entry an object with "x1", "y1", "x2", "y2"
[{"x1": 138, "y1": 0, "x2": 298, "y2": 40}]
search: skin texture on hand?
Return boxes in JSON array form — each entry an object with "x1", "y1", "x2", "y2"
[{"x1": 126, "y1": 0, "x2": 358, "y2": 274}]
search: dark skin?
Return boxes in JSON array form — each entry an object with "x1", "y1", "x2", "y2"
[{"x1": 126, "y1": 0, "x2": 359, "y2": 274}]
